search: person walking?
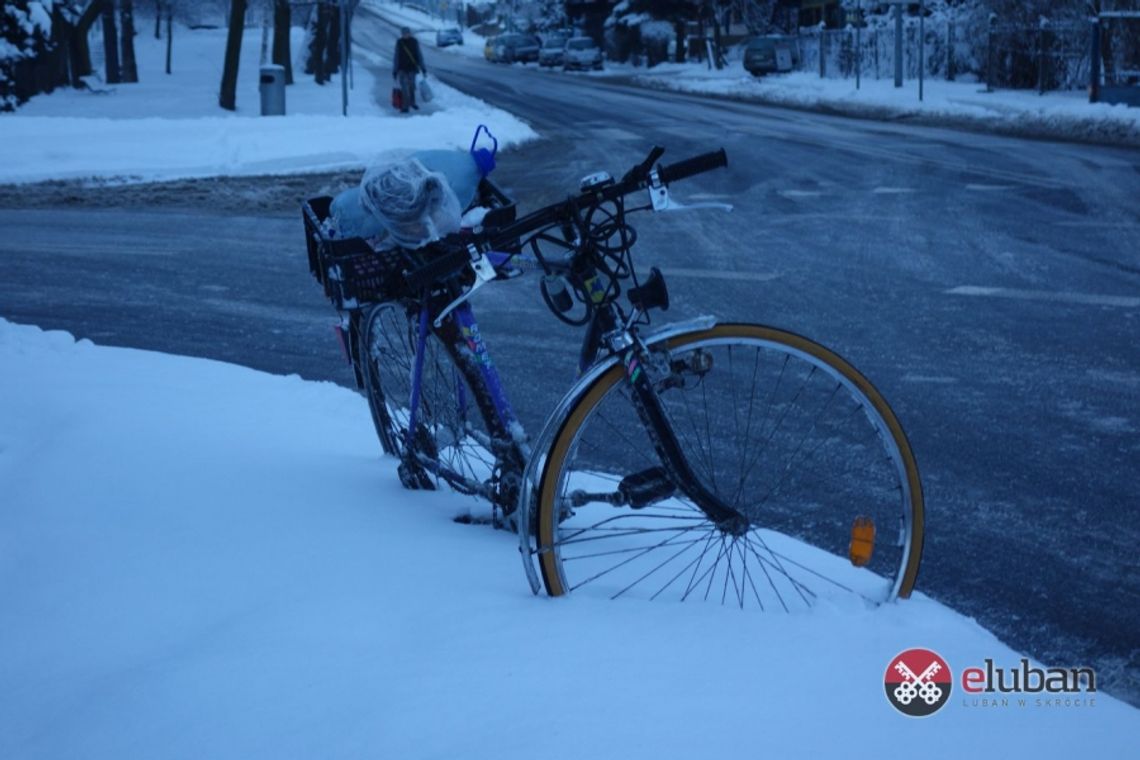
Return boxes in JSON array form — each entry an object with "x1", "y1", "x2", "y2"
[{"x1": 393, "y1": 26, "x2": 426, "y2": 113}]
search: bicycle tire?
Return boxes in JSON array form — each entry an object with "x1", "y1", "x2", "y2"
[
  {"x1": 530, "y1": 323, "x2": 924, "y2": 610},
  {"x1": 359, "y1": 301, "x2": 522, "y2": 511}
]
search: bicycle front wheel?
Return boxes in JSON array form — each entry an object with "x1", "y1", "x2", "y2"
[{"x1": 530, "y1": 323, "x2": 924, "y2": 610}]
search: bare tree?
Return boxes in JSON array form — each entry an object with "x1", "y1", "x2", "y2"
[
  {"x1": 120, "y1": 0, "x2": 138, "y2": 82},
  {"x1": 101, "y1": 0, "x2": 122, "y2": 83},
  {"x1": 272, "y1": 0, "x2": 293, "y2": 84},
  {"x1": 218, "y1": 0, "x2": 247, "y2": 110},
  {"x1": 309, "y1": 3, "x2": 329, "y2": 84},
  {"x1": 324, "y1": 4, "x2": 341, "y2": 78}
]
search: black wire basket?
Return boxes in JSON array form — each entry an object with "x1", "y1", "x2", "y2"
[{"x1": 302, "y1": 177, "x2": 517, "y2": 311}]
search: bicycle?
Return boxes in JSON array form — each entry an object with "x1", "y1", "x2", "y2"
[{"x1": 303, "y1": 146, "x2": 925, "y2": 611}]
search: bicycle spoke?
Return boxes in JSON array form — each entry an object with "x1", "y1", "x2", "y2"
[
  {"x1": 610, "y1": 531, "x2": 717, "y2": 600},
  {"x1": 701, "y1": 536, "x2": 730, "y2": 602},
  {"x1": 561, "y1": 531, "x2": 712, "y2": 565},
  {"x1": 568, "y1": 526, "x2": 717, "y2": 593}
]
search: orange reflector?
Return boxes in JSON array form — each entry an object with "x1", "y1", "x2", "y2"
[{"x1": 849, "y1": 516, "x2": 875, "y2": 567}]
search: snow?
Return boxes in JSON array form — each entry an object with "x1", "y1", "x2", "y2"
[
  {"x1": 1, "y1": 319, "x2": 1139, "y2": 758},
  {"x1": 625, "y1": 64, "x2": 1140, "y2": 146},
  {"x1": 0, "y1": 21, "x2": 534, "y2": 184}
]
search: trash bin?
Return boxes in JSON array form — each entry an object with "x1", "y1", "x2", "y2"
[{"x1": 259, "y1": 64, "x2": 286, "y2": 116}]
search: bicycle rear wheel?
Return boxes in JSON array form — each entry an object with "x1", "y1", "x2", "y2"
[
  {"x1": 528, "y1": 323, "x2": 924, "y2": 610},
  {"x1": 359, "y1": 301, "x2": 512, "y2": 505}
]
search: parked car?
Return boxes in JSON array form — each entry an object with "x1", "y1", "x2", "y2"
[
  {"x1": 742, "y1": 35, "x2": 798, "y2": 76},
  {"x1": 436, "y1": 27, "x2": 463, "y2": 47},
  {"x1": 485, "y1": 33, "x2": 540, "y2": 63},
  {"x1": 538, "y1": 33, "x2": 569, "y2": 67},
  {"x1": 562, "y1": 37, "x2": 603, "y2": 71}
]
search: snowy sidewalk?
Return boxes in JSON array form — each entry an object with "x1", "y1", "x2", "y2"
[
  {"x1": 627, "y1": 66, "x2": 1140, "y2": 147},
  {"x1": 0, "y1": 21, "x2": 535, "y2": 185}
]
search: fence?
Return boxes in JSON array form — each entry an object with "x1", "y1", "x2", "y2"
[{"x1": 793, "y1": 16, "x2": 1094, "y2": 94}]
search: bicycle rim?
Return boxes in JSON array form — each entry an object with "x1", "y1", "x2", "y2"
[
  {"x1": 532, "y1": 323, "x2": 924, "y2": 610},
  {"x1": 360, "y1": 302, "x2": 503, "y2": 499}
]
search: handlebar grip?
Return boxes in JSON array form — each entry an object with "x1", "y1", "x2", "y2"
[
  {"x1": 657, "y1": 149, "x2": 728, "y2": 185},
  {"x1": 404, "y1": 246, "x2": 469, "y2": 291}
]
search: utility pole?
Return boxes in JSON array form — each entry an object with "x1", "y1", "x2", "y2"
[
  {"x1": 918, "y1": 0, "x2": 924, "y2": 101},
  {"x1": 341, "y1": 0, "x2": 349, "y2": 115}
]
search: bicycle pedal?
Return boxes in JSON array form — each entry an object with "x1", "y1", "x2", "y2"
[{"x1": 618, "y1": 466, "x2": 675, "y2": 509}]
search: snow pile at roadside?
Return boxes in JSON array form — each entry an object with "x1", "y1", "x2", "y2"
[
  {"x1": 630, "y1": 66, "x2": 1140, "y2": 146},
  {"x1": 0, "y1": 22, "x2": 534, "y2": 184},
  {"x1": 1, "y1": 317, "x2": 1137, "y2": 759}
]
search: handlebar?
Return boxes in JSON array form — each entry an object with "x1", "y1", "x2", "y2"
[
  {"x1": 403, "y1": 146, "x2": 729, "y2": 292},
  {"x1": 658, "y1": 149, "x2": 728, "y2": 185}
]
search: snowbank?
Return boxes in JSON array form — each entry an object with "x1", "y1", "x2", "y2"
[
  {"x1": 1, "y1": 317, "x2": 1137, "y2": 759},
  {"x1": 627, "y1": 66, "x2": 1140, "y2": 147}
]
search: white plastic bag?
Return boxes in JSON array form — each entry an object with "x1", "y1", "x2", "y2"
[
  {"x1": 359, "y1": 156, "x2": 461, "y2": 249},
  {"x1": 418, "y1": 75, "x2": 434, "y2": 103}
]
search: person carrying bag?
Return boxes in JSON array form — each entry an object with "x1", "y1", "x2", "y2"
[{"x1": 392, "y1": 27, "x2": 426, "y2": 113}]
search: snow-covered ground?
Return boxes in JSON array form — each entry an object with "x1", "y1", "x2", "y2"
[
  {"x1": 0, "y1": 21, "x2": 534, "y2": 184},
  {"x1": 365, "y1": 0, "x2": 1140, "y2": 146},
  {"x1": 1, "y1": 319, "x2": 1137, "y2": 758},
  {"x1": 629, "y1": 65, "x2": 1140, "y2": 146}
]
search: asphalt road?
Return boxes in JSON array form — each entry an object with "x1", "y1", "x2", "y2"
[{"x1": 2, "y1": 12, "x2": 1138, "y2": 703}]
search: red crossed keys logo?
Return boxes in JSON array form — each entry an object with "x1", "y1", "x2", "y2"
[{"x1": 884, "y1": 648, "x2": 952, "y2": 717}]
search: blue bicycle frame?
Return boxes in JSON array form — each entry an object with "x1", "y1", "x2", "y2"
[{"x1": 403, "y1": 299, "x2": 523, "y2": 457}]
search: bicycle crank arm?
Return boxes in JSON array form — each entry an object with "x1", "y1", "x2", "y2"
[{"x1": 566, "y1": 466, "x2": 677, "y2": 509}]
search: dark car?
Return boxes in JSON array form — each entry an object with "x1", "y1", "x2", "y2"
[
  {"x1": 436, "y1": 27, "x2": 463, "y2": 47},
  {"x1": 488, "y1": 33, "x2": 540, "y2": 64},
  {"x1": 743, "y1": 35, "x2": 798, "y2": 76},
  {"x1": 538, "y1": 33, "x2": 569, "y2": 67}
]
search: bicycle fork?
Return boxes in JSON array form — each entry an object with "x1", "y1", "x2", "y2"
[
  {"x1": 620, "y1": 345, "x2": 751, "y2": 535},
  {"x1": 578, "y1": 305, "x2": 749, "y2": 535}
]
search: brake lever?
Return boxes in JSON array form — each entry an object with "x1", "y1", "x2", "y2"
[
  {"x1": 432, "y1": 247, "x2": 499, "y2": 328},
  {"x1": 646, "y1": 169, "x2": 733, "y2": 213}
]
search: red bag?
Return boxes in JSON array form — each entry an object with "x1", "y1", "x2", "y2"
[{"x1": 391, "y1": 86, "x2": 403, "y2": 111}]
